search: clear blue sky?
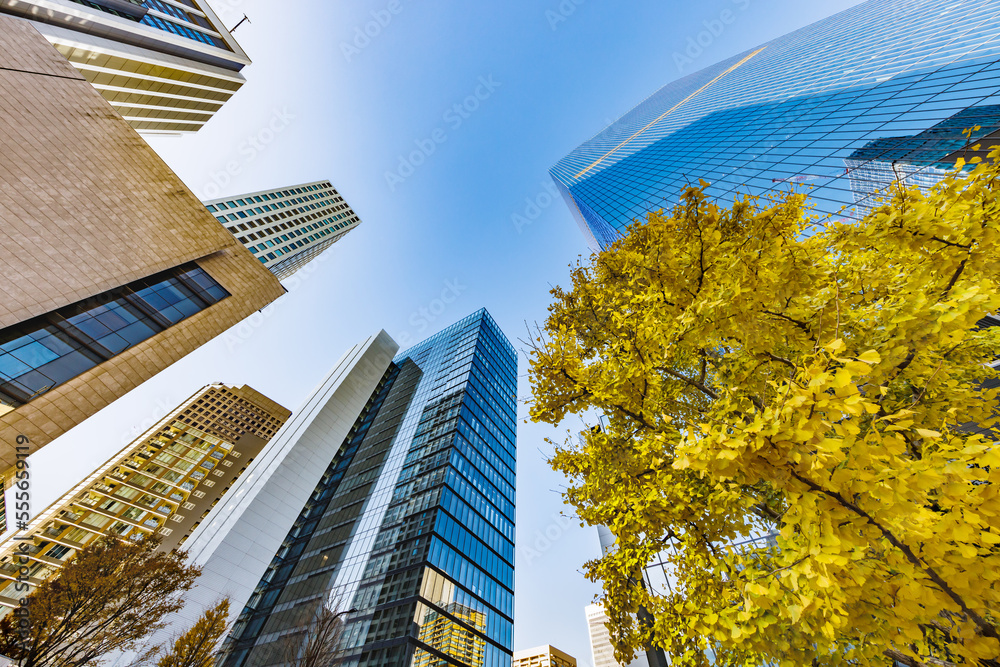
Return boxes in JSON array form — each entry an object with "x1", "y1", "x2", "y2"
[{"x1": 32, "y1": 0, "x2": 865, "y2": 662}]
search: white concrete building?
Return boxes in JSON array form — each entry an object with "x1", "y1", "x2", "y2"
[
  {"x1": 205, "y1": 180, "x2": 362, "y2": 280},
  {"x1": 108, "y1": 330, "x2": 398, "y2": 665},
  {"x1": 586, "y1": 604, "x2": 648, "y2": 667}
]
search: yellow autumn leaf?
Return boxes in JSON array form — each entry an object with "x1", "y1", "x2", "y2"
[{"x1": 857, "y1": 350, "x2": 881, "y2": 364}]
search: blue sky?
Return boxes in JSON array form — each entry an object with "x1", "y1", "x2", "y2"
[{"x1": 32, "y1": 0, "x2": 866, "y2": 661}]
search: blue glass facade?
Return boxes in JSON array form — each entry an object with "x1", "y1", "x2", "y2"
[
  {"x1": 66, "y1": 0, "x2": 229, "y2": 49},
  {"x1": 223, "y1": 310, "x2": 517, "y2": 667},
  {"x1": 550, "y1": 0, "x2": 1000, "y2": 250},
  {"x1": 0, "y1": 264, "x2": 229, "y2": 409}
]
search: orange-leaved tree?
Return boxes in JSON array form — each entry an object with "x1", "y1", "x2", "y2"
[{"x1": 154, "y1": 599, "x2": 231, "y2": 667}]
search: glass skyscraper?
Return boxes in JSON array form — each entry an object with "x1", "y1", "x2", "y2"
[
  {"x1": 222, "y1": 309, "x2": 517, "y2": 667},
  {"x1": 551, "y1": 0, "x2": 1000, "y2": 250}
]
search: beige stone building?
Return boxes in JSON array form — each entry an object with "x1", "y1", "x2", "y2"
[
  {"x1": 513, "y1": 645, "x2": 577, "y2": 667},
  {"x1": 0, "y1": 383, "x2": 291, "y2": 608},
  {"x1": 0, "y1": 0, "x2": 250, "y2": 134},
  {"x1": 0, "y1": 14, "x2": 285, "y2": 473}
]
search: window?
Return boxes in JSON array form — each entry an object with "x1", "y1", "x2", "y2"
[
  {"x1": 0, "y1": 264, "x2": 229, "y2": 408},
  {"x1": 46, "y1": 544, "x2": 72, "y2": 560}
]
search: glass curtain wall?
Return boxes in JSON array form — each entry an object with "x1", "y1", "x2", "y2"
[
  {"x1": 223, "y1": 310, "x2": 517, "y2": 667},
  {"x1": 551, "y1": 0, "x2": 1000, "y2": 250}
]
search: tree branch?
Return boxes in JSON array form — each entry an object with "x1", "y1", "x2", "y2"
[
  {"x1": 789, "y1": 470, "x2": 999, "y2": 642},
  {"x1": 657, "y1": 367, "x2": 719, "y2": 400}
]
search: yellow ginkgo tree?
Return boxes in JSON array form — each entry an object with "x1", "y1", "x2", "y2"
[{"x1": 529, "y1": 150, "x2": 1000, "y2": 667}]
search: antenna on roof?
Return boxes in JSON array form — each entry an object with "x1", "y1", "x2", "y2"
[{"x1": 230, "y1": 14, "x2": 251, "y2": 32}]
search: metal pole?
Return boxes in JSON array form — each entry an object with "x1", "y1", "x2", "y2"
[{"x1": 230, "y1": 14, "x2": 251, "y2": 32}]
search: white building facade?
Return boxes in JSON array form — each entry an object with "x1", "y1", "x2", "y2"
[
  {"x1": 108, "y1": 330, "x2": 399, "y2": 665},
  {"x1": 586, "y1": 604, "x2": 649, "y2": 667},
  {"x1": 205, "y1": 180, "x2": 362, "y2": 280},
  {"x1": 0, "y1": 0, "x2": 250, "y2": 133}
]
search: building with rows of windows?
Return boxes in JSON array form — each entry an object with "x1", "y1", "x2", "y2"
[
  {"x1": 0, "y1": 0, "x2": 251, "y2": 134},
  {"x1": 213, "y1": 309, "x2": 517, "y2": 667},
  {"x1": 0, "y1": 13, "x2": 285, "y2": 494},
  {"x1": 512, "y1": 645, "x2": 577, "y2": 667},
  {"x1": 0, "y1": 384, "x2": 290, "y2": 609},
  {"x1": 205, "y1": 181, "x2": 362, "y2": 280}
]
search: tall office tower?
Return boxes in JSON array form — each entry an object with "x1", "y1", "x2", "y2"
[
  {"x1": 512, "y1": 645, "x2": 577, "y2": 667},
  {"x1": 550, "y1": 0, "x2": 1000, "y2": 251},
  {"x1": 0, "y1": 16, "x2": 285, "y2": 477},
  {"x1": 585, "y1": 605, "x2": 648, "y2": 667},
  {"x1": 221, "y1": 309, "x2": 517, "y2": 667},
  {"x1": 205, "y1": 181, "x2": 363, "y2": 280},
  {"x1": 0, "y1": 0, "x2": 249, "y2": 133},
  {"x1": 0, "y1": 384, "x2": 290, "y2": 608}
]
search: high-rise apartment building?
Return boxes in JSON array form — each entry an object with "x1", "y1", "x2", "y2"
[
  {"x1": 205, "y1": 181, "x2": 362, "y2": 280},
  {"x1": 551, "y1": 0, "x2": 1000, "y2": 251},
  {"x1": 0, "y1": 15, "x2": 285, "y2": 473},
  {"x1": 0, "y1": 0, "x2": 250, "y2": 133},
  {"x1": 219, "y1": 309, "x2": 517, "y2": 667},
  {"x1": 0, "y1": 384, "x2": 290, "y2": 608},
  {"x1": 512, "y1": 645, "x2": 577, "y2": 667}
]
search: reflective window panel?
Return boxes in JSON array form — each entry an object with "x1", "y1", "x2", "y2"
[
  {"x1": 551, "y1": 0, "x2": 1000, "y2": 250},
  {"x1": 0, "y1": 264, "x2": 228, "y2": 410},
  {"x1": 223, "y1": 309, "x2": 517, "y2": 667}
]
